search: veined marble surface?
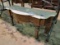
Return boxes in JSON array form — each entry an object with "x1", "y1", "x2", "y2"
[{"x1": 0, "y1": 1, "x2": 57, "y2": 19}]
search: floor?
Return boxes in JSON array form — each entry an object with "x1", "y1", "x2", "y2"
[
  {"x1": 0, "y1": 2, "x2": 60, "y2": 45},
  {"x1": 0, "y1": 19, "x2": 46, "y2": 45}
]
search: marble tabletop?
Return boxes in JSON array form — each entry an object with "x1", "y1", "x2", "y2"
[{"x1": 0, "y1": 3, "x2": 57, "y2": 19}]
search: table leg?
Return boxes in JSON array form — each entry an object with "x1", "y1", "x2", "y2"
[
  {"x1": 35, "y1": 26, "x2": 40, "y2": 41},
  {"x1": 11, "y1": 0, "x2": 14, "y2": 5},
  {"x1": 20, "y1": 0, "x2": 24, "y2": 7},
  {"x1": 0, "y1": 10, "x2": 3, "y2": 17},
  {"x1": 46, "y1": 22, "x2": 54, "y2": 42},
  {"x1": 8, "y1": 0, "x2": 11, "y2": 6},
  {"x1": 9, "y1": 10, "x2": 14, "y2": 26},
  {"x1": 44, "y1": 17, "x2": 53, "y2": 34},
  {"x1": 21, "y1": 2, "x2": 24, "y2": 7},
  {"x1": 45, "y1": 23, "x2": 52, "y2": 34},
  {"x1": 45, "y1": 18, "x2": 53, "y2": 42}
]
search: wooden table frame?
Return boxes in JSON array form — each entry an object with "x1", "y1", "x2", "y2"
[{"x1": 8, "y1": 10, "x2": 54, "y2": 42}]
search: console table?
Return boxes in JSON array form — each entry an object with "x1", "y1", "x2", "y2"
[
  {"x1": 7, "y1": 5, "x2": 56, "y2": 40},
  {"x1": 0, "y1": 5, "x2": 57, "y2": 41}
]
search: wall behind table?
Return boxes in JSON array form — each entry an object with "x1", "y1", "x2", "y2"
[{"x1": 13, "y1": 0, "x2": 29, "y2": 3}]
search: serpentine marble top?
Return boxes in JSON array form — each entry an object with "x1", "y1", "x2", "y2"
[{"x1": 0, "y1": 4, "x2": 57, "y2": 19}]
